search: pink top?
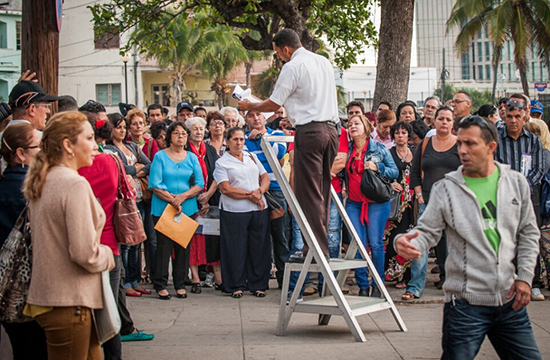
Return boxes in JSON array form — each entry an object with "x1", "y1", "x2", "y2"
[{"x1": 79, "y1": 153, "x2": 120, "y2": 255}]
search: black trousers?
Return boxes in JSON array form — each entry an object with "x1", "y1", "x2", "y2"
[
  {"x1": 104, "y1": 254, "x2": 122, "y2": 359},
  {"x1": 1, "y1": 320, "x2": 47, "y2": 360},
  {"x1": 220, "y1": 209, "x2": 271, "y2": 293},
  {"x1": 118, "y1": 258, "x2": 135, "y2": 336},
  {"x1": 152, "y1": 216, "x2": 189, "y2": 292}
]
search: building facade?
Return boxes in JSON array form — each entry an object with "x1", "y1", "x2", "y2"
[{"x1": 415, "y1": 0, "x2": 549, "y2": 102}]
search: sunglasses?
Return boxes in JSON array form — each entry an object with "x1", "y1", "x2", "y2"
[
  {"x1": 506, "y1": 100, "x2": 525, "y2": 110},
  {"x1": 459, "y1": 115, "x2": 497, "y2": 141}
]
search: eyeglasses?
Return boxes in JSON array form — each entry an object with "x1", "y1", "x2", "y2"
[
  {"x1": 451, "y1": 99, "x2": 468, "y2": 105},
  {"x1": 172, "y1": 131, "x2": 187, "y2": 137},
  {"x1": 36, "y1": 103, "x2": 51, "y2": 109},
  {"x1": 210, "y1": 121, "x2": 225, "y2": 127},
  {"x1": 23, "y1": 145, "x2": 41, "y2": 150},
  {"x1": 506, "y1": 100, "x2": 525, "y2": 110}
]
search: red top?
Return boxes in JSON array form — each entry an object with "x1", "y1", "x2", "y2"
[
  {"x1": 142, "y1": 137, "x2": 159, "y2": 161},
  {"x1": 78, "y1": 153, "x2": 120, "y2": 255},
  {"x1": 346, "y1": 139, "x2": 371, "y2": 225},
  {"x1": 331, "y1": 128, "x2": 349, "y2": 193}
]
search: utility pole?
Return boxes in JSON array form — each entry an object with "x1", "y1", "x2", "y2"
[{"x1": 441, "y1": 48, "x2": 446, "y2": 102}]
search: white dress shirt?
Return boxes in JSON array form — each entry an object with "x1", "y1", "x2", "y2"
[
  {"x1": 213, "y1": 152, "x2": 268, "y2": 213},
  {"x1": 269, "y1": 47, "x2": 339, "y2": 126}
]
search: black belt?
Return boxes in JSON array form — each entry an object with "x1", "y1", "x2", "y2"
[{"x1": 297, "y1": 120, "x2": 338, "y2": 128}]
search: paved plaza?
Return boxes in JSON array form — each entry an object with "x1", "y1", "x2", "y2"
[{"x1": 2, "y1": 264, "x2": 549, "y2": 360}]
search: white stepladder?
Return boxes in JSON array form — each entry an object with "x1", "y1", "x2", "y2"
[{"x1": 260, "y1": 135, "x2": 407, "y2": 342}]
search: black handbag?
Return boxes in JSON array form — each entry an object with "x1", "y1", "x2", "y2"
[
  {"x1": 360, "y1": 169, "x2": 393, "y2": 203},
  {"x1": 387, "y1": 191, "x2": 402, "y2": 221},
  {"x1": 0, "y1": 207, "x2": 33, "y2": 323}
]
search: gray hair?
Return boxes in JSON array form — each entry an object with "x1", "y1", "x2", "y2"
[
  {"x1": 220, "y1": 106, "x2": 238, "y2": 118},
  {"x1": 424, "y1": 96, "x2": 441, "y2": 106},
  {"x1": 185, "y1": 116, "x2": 207, "y2": 130}
]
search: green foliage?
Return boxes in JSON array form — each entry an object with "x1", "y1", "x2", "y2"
[
  {"x1": 252, "y1": 67, "x2": 279, "y2": 100},
  {"x1": 433, "y1": 83, "x2": 494, "y2": 110},
  {"x1": 89, "y1": 0, "x2": 378, "y2": 70}
]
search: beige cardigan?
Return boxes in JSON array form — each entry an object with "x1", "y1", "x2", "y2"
[{"x1": 27, "y1": 166, "x2": 114, "y2": 309}]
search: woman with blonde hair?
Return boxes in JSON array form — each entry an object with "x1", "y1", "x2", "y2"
[
  {"x1": 345, "y1": 114, "x2": 398, "y2": 298},
  {"x1": 23, "y1": 111, "x2": 114, "y2": 360}
]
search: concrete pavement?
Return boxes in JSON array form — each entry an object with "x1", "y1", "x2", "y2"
[{"x1": 2, "y1": 265, "x2": 549, "y2": 359}]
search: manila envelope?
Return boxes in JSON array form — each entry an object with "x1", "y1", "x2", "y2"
[{"x1": 154, "y1": 205, "x2": 198, "y2": 248}]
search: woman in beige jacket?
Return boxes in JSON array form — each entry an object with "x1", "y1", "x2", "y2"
[{"x1": 23, "y1": 111, "x2": 115, "y2": 360}]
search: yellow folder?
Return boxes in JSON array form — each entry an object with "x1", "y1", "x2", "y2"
[{"x1": 154, "y1": 205, "x2": 198, "y2": 249}]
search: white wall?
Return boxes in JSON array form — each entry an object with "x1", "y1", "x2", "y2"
[{"x1": 58, "y1": 0, "x2": 142, "y2": 112}]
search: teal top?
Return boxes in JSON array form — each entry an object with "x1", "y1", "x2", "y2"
[
  {"x1": 149, "y1": 150, "x2": 204, "y2": 217},
  {"x1": 463, "y1": 167, "x2": 501, "y2": 254}
]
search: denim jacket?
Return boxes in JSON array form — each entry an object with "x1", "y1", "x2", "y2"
[{"x1": 346, "y1": 138, "x2": 398, "y2": 180}]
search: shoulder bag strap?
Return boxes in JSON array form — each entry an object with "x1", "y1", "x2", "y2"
[
  {"x1": 420, "y1": 137, "x2": 431, "y2": 182},
  {"x1": 110, "y1": 154, "x2": 133, "y2": 199}
]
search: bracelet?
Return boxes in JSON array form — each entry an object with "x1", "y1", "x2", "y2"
[{"x1": 415, "y1": 193, "x2": 423, "y2": 199}]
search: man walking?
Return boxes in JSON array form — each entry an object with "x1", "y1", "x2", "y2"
[
  {"x1": 238, "y1": 28, "x2": 339, "y2": 259},
  {"x1": 396, "y1": 116, "x2": 541, "y2": 360}
]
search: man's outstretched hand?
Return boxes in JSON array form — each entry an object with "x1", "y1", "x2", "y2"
[{"x1": 395, "y1": 231, "x2": 422, "y2": 260}]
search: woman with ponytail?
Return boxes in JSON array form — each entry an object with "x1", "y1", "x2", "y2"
[{"x1": 23, "y1": 111, "x2": 114, "y2": 360}]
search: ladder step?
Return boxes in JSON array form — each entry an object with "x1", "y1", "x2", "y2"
[
  {"x1": 293, "y1": 295, "x2": 391, "y2": 316},
  {"x1": 286, "y1": 259, "x2": 368, "y2": 272}
]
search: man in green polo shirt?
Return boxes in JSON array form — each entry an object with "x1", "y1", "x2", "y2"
[{"x1": 395, "y1": 115, "x2": 541, "y2": 359}]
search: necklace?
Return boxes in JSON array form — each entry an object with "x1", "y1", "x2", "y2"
[{"x1": 396, "y1": 146, "x2": 409, "y2": 162}]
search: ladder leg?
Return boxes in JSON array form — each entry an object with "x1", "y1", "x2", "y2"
[{"x1": 277, "y1": 263, "x2": 292, "y2": 336}]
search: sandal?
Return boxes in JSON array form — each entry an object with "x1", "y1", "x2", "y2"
[
  {"x1": 395, "y1": 281, "x2": 406, "y2": 289},
  {"x1": 231, "y1": 291, "x2": 243, "y2": 299},
  {"x1": 253, "y1": 291, "x2": 266, "y2": 298},
  {"x1": 401, "y1": 291, "x2": 418, "y2": 301},
  {"x1": 191, "y1": 283, "x2": 202, "y2": 294}
]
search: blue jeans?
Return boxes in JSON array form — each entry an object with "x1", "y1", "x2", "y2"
[
  {"x1": 269, "y1": 190, "x2": 290, "y2": 284},
  {"x1": 442, "y1": 298, "x2": 541, "y2": 360},
  {"x1": 318, "y1": 193, "x2": 344, "y2": 292},
  {"x1": 406, "y1": 202, "x2": 428, "y2": 297},
  {"x1": 346, "y1": 199, "x2": 390, "y2": 290}
]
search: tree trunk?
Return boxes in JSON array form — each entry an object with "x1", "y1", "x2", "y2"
[
  {"x1": 22, "y1": 0, "x2": 59, "y2": 105},
  {"x1": 518, "y1": 60, "x2": 529, "y2": 98},
  {"x1": 372, "y1": 0, "x2": 415, "y2": 112},
  {"x1": 245, "y1": 62, "x2": 252, "y2": 88},
  {"x1": 491, "y1": 45, "x2": 502, "y2": 103}
]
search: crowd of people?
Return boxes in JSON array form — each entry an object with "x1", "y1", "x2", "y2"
[{"x1": 0, "y1": 41, "x2": 548, "y2": 360}]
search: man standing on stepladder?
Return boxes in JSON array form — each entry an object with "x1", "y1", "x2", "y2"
[{"x1": 238, "y1": 28, "x2": 339, "y2": 261}]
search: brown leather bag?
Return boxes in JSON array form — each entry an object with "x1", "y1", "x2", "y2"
[{"x1": 111, "y1": 155, "x2": 147, "y2": 245}]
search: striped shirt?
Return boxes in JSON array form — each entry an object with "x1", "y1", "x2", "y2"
[
  {"x1": 495, "y1": 126, "x2": 544, "y2": 186},
  {"x1": 244, "y1": 128, "x2": 287, "y2": 191}
]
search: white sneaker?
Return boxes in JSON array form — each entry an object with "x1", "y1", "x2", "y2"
[{"x1": 531, "y1": 288, "x2": 545, "y2": 301}]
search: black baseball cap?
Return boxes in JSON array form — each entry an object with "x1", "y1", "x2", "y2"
[
  {"x1": 176, "y1": 101, "x2": 193, "y2": 114},
  {"x1": 9, "y1": 81, "x2": 60, "y2": 108}
]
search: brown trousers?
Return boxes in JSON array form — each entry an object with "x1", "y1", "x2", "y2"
[
  {"x1": 294, "y1": 122, "x2": 339, "y2": 256},
  {"x1": 35, "y1": 306, "x2": 101, "y2": 360}
]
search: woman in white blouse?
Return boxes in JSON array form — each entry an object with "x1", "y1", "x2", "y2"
[{"x1": 213, "y1": 127, "x2": 271, "y2": 298}]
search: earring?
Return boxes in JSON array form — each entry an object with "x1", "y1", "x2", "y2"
[
  {"x1": 22, "y1": 162, "x2": 25, "y2": 169},
  {"x1": 69, "y1": 152, "x2": 75, "y2": 159}
]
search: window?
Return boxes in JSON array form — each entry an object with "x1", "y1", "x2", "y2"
[
  {"x1": 0, "y1": 21, "x2": 7, "y2": 49},
  {"x1": 507, "y1": 41, "x2": 512, "y2": 61},
  {"x1": 477, "y1": 42, "x2": 483, "y2": 62},
  {"x1": 500, "y1": 64, "x2": 504, "y2": 78},
  {"x1": 485, "y1": 65, "x2": 491, "y2": 81},
  {"x1": 15, "y1": 21, "x2": 21, "y2": 50},
  {"x1": 478, "y1": 65, "x2": 483, "y2": 80},
  {"x1": 532, "y1": 62, "x2": 538, "y2": 82},
  {"x1": 485, "y1": 42, "x2": 491, "y2": 61},
  {"x1": 542, "y1": 63, "x2": 547, "y2": 82},
  {"x1": 96, "y1": 84, "x2": 121, "y2": 105},
  {"x1": 461, "y1": 53, "x2": 470, "y2": 80},
  {"x1": 508, "y1": 63, "x2": 513, "y2": 82},
  {"x1": 152, "y1": 84, "x2": 170, "y2": 106},
  {"x1": 94, "y1": 25, "x2": 119, "y2": 49}
]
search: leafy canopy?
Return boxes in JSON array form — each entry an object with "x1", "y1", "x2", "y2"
[{"x1": 89, "y1": 0, "x2": 378, "y2": 69}]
